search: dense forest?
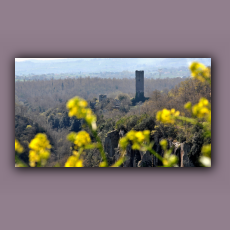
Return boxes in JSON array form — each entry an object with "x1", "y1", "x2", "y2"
[
  {"x1": 15, "y1": 77, "x2": 186, "y2": 111},
  {"x1": 15, "y1": 74, "x2": 211, "y2": 167}
]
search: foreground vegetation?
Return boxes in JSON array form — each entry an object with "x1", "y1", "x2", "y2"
[{"x1": 15, "y1": 63, "x2": 211, "y2": 167}]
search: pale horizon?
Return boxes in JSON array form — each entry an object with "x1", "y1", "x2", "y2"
[{"x1": 15, "y1": 58, "x2": 68, "y2": 62}]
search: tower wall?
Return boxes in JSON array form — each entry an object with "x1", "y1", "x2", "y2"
[{"x1": 135, "y1": 70, "x2": 144, "y2": 94}]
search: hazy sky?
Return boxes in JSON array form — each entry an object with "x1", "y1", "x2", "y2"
[{"x1": 15, "y1": 58, "x2": 68, "y2": 62}]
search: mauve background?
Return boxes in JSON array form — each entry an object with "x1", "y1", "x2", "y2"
[{"x1": 1, "y1": 0, "x2": 229, "y2": 229}]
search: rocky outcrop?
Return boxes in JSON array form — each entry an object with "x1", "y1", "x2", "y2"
[
  {"x1": 180, "y1": 142, "x2": 194, "y2": 167},
  {"x1": 104, "y1": 130, "x2": 120, "y2": 157},
  {"x1": 138, "y1": 151, "x2": 152, "y2": 167},
  {"x1": 103, "y1": 129, "x2": 195, "y2": 167}
]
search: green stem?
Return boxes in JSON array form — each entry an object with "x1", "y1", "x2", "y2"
[
  {"x1": 146, "y1": 146, "x2": 164, "y2": 162},
  {"x1": 89, "y1": 126, "x2": 108, "y2": 166},
  {"x1": 111, "y1": 156, "x2": 127, "y2": 167},
  {"x1": 175, "y1": 116, "x2": 197, "y2": 124}
]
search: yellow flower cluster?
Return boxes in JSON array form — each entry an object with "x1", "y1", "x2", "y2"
[
  {"x1": 119, "y1": 130, "x2": 150, "y2": 150},
  {"x1": 66, "y1": 96, "x2": 97, "y2": 130},
  {"x1": 15, "y1": 139, "x2": 24, "y2": 153},
  {"x1": 159, "y1": 139, "x2": 178, "y2": 166},
  {"x1": 160, "y1": 139, "x2": 168, "y2": 150},
  {"x1": 28, "y1": 133, "x2": 51, "y2": 167},
  {"x1": 184, "y1": 101, "x2": 192, "y2": 110},
  {"x1": 156, "y1": 108, "x2": 180, "y2": 124},
  {"x1": 65, "y1": 155, "x2": 83, "y2": 167},
  {"x1": 162, "y1": 154, "x2": 178, "y2": 167},
  {"x1": 200, "y1": 144, "x2": 211, "y2": 167},
  {"x1": 201, "y1": 144, "x2": 211, "y2": 157},
  {"x1": 67, "y1": 131, "x2": 91, "y2": 149},
  {"x1": 192, "y1": 97, "x2": 211, "y2": 119},
  {"x1": 99, "y1": 161, "x2": 107, "y2": 167},
  {"x1": 189, "y1": 62, "x2": 211, "y2": 82}
]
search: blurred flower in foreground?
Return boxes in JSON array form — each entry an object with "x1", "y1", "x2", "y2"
[
  {"x1": 199, "y1": 156, "x2": 211, "y2": 167},
  {"x1": 15, "y1": 139, "x2": 23, "y2": 153},
  {"x1": 28, "y1": 133, "x2": 51, "y2": 167},
  {"x1": 160, "y1": 139, "x2": 178, "y2": 167},
  {"x1": 67, "y1": 131, "x2": 91, "y2": 149},
  {"x1": 99, "y1": 161, "x2": 107, "y2": 167},
  {"x1": 65, "y1": 155, "x2": 83, "y2": 167},
  {"x1": 184, "y1": 101, "x2": 192, "y2": 110},
  {"x1": 189, "y1": 62, "x2": 211, "y2": 82},
  {"x1": 200, "y1": 144, "x2": 211, "y2": 167},
  {"x1": 119, "y1": 130, "x2": 150, "y2": 151},
  {"x1": 156, "y1": 108, "x2": 180, "y2": 124},
  {"x1": 192, "y1": 97, "x2": 211, "y2": 119},
  {"x1": 66, "y1": 96, "x2": 97, "y2": 130}
]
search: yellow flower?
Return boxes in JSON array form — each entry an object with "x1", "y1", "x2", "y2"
[
  {"x1": 78, "y1": 100, "x2": 88, "y2": 107},
  {"x1": 119, "y1": 130, "x2": 150, "y2": 151},
  {"x1": 162, "y1": 153, "x2": 178, "y2": 167},
  {"x1": 72, "y1": 150, "x2": 79, "y2": 156},
  {"x1": 171, "y1": 108, "x2": 175, "y2": 114},
  {"x1": 160, "y1": 139, "x2": 168, "y2": 150},
  {"x1": 127, "y1": 130, "x2": 136, "y2": 140},
  {"x1": 207, "y1": 113, "x2": 211, "y2": 123},
  {"x1": 156, "y1": 108, "x2": 180, "y2": 124},
  {"x1": 189, "y1": 62, "x2": 206, "y2": 74},
  {"x1": 65, "y1": 156, "x2": 84, "y2": 167},
  {"x1": 28, "y1": 133, "x2": 51, "y2": 167},
  {"x1": 39, "y1": 150, "x2": 50, "y2": 160},
  {"x1": 76, "y1": 160, "x2": 83, "y2": 167},
  {"x1": 29, "y1": 133, "x2": 51, "y2": 151},
  {"x1": 184, "y1": 101, "x2": 192, "y2": 110},
  {"x1": 135, "y1": 131, "x2": 145, "y2": 142},
  {"x1": 67, "y1": 131, "x2": 91, "y2": 149},
  {"x1": 192, "y1": 98, "x2": 211, "y2": 119},
  {"x1": 15, "y1": 139, "x2": 24, "y2": 153},
  {"x1": 66, "y1": 98, "x2": 77, "y2": 109},
  {"x1": 132, "y1": 143, "x2": 141, "y2": 150},
  {"x1": 174, "y1": 111, "x2": 180, "y2": 116},
  {"x1": 189, "y1": 62, "x2": 211, "y2": 82},
  {"x1": 65, "y1": 156, "x2": 77, "y2": 167},
  {"x1": 119, "y1": 137, "x2": 129, "y2": 149},
  {"x1": 143, "y1": 130, "x2": 150, "y2": 137},
  {"x1": 200, "y1": 108, "x2": 209, "y2": 115},
  {"x1": 201, "y1": 144, "x2": 211, "y2": 157},
  {"x1": 200, "y1": 98, "x2": 209, "y2": 106},
  {"x1": 168, "y1": 155, "x2": 177, "y2": 165},
  {"x1": 99, "y1": 161, "x2": 108, "y2": 167},
  {"x1": 66, "y1": 96, "x2": 97, "y2": 130}
]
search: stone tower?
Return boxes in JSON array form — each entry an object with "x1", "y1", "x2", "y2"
[{"x1": 135, "y1": 70, "x2": 144, "y2": 100}]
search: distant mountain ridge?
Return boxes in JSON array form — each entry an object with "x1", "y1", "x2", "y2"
[{"x1": 15, "y1": 58, "x2": 211, "y2": 76}]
